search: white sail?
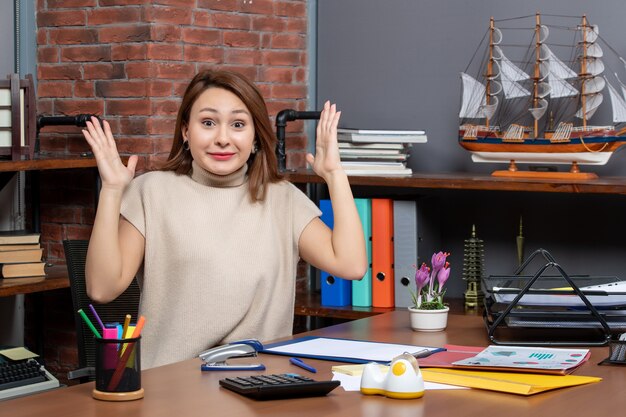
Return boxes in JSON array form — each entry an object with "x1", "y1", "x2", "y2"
[
  {"x1": 606, "y1": 79, "x2": 626, "y2": 123},
  {"x1": 481, "y1": 96, "x2": 499, "y2": 120},
  {"x1": 460, "y1": 73, "x2": 488, "y2": 118},
  {"x1": 584, "y1": 58, "x2": 605, "y2": 76},
  {"x1": 576, "y1": 93, "x2": 603, "y2": 119},
  {"x1": 537, "y1": 82, "x2": 551, "y2": 98},
  {"x1": 494, "y1": 51, "x2": 531, "y2": 99},
  {"x1": 613, "y1": 72, "x2": 626, "y2": 101},
  {"x1": 536, "y1": 45, "x2": 579, "y2": 98},
  {"x1": 548, "y1": 74, "x2": 578, "y2": 98},
  {"x1": 496, "y1": 48, "x2": 530, "y2": 81},
  {"x1": 529, "y1": 98, "x2": 548, "y2": 120},
  {"x1": 586, "y1": 43, "x2": 603, "y2": 58},
  {"x1": 582, "y1": 24, "x2": 599, "y2": 44},
  {"x1": 583, "y1": 77, "x2": 606, "y2": 94},
  {"x1": 542, "y1": 46, "x2": 578, "y2": 79}
]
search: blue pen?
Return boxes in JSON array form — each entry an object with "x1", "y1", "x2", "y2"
[{"x1": 289, "y1": 357, "x2": 317, "y2": 373}]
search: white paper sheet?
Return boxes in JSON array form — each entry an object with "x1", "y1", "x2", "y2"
[{"x1": 265, "y1": 337, "x2": 440, "y2": 363}]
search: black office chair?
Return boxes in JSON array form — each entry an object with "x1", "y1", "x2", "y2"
[{"x1": 63, "y1": 239, "x2": 140, "y2": 382}]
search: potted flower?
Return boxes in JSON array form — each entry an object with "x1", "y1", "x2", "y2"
[{"x1": 408, "y1": 251, "x2": 451, "y2": 332}]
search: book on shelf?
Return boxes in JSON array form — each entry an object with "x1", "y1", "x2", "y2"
[
  {"x1": 337, "y1": 128, "x2": 427, "y2": 144},
  {"x1": 0, "y1": 231, "x2": 40, "y2": 245},
  {"x1": 339, "y1": 148, "x2": 407, "y2": 156},
  {"x1": 341, "y1": 161, "x2": 407, "y2": 170},
  {"x1": 0, "y1": 248, "x2": 43, "y2": 264},
  {"x1": 338, "y1": 142, "x2": 407, "y2": 150},
  {"x1": 1, "y1": 262, "x2": 46, "y2": 278},
  {"x1": 343, "y1": 167, "x2": 413, "y2": 176},
  {"x1": 0, "y1": 243, "x2": 41, "y2": 252},
  {"x1": 340, "y1": 154, "x2": 408, "y2": 162}
]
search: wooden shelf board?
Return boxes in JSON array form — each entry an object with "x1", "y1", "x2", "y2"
[
  {"x1": 283, "y1": 169, "x2": 626, "y2": 195},
  {"x1": 0, "y1": 265, "x2": 69, "y2": 297},
  {"x1": 0, "y1": 156, "x2": 98, "y2": 172}
]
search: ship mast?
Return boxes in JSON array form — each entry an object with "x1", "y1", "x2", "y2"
[
  {"x1": 486, "y1": 17, "x2": 495, "y2": 130},
  {"x1": 533, "y1": 13, "x2": 541, "y2": 138},
  {"x1": 581, "y1": 15, "x2": 588, "y2": 130}
]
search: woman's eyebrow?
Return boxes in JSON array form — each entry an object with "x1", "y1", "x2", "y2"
[{"x1": 198, "y1": 107, "x2": 250, "y2": 116}]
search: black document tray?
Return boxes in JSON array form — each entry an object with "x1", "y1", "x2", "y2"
[{"x1": 482, "y1": 249, "x2": 625, "y2": 346}]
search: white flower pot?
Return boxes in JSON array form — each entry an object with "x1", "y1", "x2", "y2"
[{"x1": 408, "y1": 306, "x2": 450, "y2": 332}]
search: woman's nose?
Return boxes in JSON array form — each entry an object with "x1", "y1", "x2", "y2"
[{"x1": 214, "y1": 125, "x2": 230, "y2": 146}]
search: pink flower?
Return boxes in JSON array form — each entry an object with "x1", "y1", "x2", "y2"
[
  {"x1": 431, "y1": 251, "x2": 449, "y2": 272},
  {"x1": 415, "y1": 263, "x2": 430, "y2": 292},
  {"x1": 437, "y1": 262, "x2": 451, "y2": 290}
]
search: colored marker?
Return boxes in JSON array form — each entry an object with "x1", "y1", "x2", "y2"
[
  {"x1": 77, "y1": 309, "x2": 102, "y2": 339},
  {"x1": 88, "y1": 304, "x2": 105, "y2": 331},
  {"x1": 122, "y1": 314, "x2": 131, "y2": 339},
  {"x1": 107, "y1": 316, "x2": 146, "y2": 391},
  {"x1": 289, "y1": 357, "x2": 317, "y2": 373}
]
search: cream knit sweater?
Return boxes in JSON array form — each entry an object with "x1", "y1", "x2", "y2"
[{"x1": 120, "y1": 161, "x2": 321, "y2": 369}]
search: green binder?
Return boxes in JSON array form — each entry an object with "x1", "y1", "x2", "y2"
[{"x1": 352, "y1": 198, "x2": 372, "y2": 307}]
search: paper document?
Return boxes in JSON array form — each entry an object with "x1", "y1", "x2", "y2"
[
  {"x1": 331, "y1": 367, "x2": 467, "y2": 392},
  {"x1": 262, "y1": 336, "x2": 443, "y2": 364},
  {"x1": 492, "y1": 281, "x2": 626, "y2": 307},
  {"x1": 452, "y1": 345, "x2": 589, "y2": 374},
  {"x1": 422, "y1": 368, "x2": 601, "y2": 396}
]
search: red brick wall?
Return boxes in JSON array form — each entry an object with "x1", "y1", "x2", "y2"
[{"x1": 28, "y1": 0, "x2": 310, "y2": 383}]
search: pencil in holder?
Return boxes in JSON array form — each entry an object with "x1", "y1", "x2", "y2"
[
  {"x1": 598, "y1": 336, "x2": 626, "y2": 366},
  {"x1": 92, "y1": 336, "x2": 144, "y2": 401}
]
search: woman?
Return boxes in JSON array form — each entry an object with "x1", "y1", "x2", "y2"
[{"x1": 82, "y1": 70, "x2": 366, "y2": 369}]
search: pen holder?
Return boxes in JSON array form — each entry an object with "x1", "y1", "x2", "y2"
[
  {"x1": 598, "y1": 336, "x2": 626, "y2": 366},
  {"x1": 92, "y1": 336, "x2": 144, "y2": 401}
]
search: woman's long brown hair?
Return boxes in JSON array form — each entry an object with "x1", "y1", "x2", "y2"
[{"x1": 161, "y1": 70, "x2": 282, "y2": 202}]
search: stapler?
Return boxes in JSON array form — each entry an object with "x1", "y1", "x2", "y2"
[{"x1": 199, "y1": 339, "x2": 266, "y2": 371}]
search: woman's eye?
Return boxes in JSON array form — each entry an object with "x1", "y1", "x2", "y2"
[
  {"x1": 233, "y1": 121, "x2": 245, "y2": 128},
  {"x1": 202, "y1": 120, "x2": 215, "y2": 127}
]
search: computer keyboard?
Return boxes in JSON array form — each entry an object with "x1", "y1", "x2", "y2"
[{"x1": 0, "y1": 358, "x2": 60, "y2": 400}]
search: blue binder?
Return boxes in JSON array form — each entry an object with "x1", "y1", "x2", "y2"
[
  {"x1": 352, "y1": 199, "x2": 372, "y2": 307},
  {"x1": 319, "y1": 199, "x2": 352, "y2": 306}
]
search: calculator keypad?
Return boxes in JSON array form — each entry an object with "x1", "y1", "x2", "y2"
[{"x1": 219, "y1": 373, "x2": 340, "y2": 400}]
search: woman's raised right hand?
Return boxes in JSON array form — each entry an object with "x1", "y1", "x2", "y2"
[{"x1": 82, "y1": 116, "x2": 138, "y2": 192}]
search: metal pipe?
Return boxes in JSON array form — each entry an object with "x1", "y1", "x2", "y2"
[{"x1": 275, "y1": 110, "x2": 320, "y2": 172}]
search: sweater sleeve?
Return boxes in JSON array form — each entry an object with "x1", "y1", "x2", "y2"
[
  {"x1": 120, "y1": 175, "x2": 147, "y2": 237},
  {"x1": 289, "y1": 182, "x2": 322, "y2": 243}
]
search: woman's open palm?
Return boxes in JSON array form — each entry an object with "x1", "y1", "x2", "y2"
[
  {"x1": 307, "y1": 101, "x2": 342, "y2": 179},
  {"x1": 82, "y1": 116, "x2": 138, "y2": 191}
]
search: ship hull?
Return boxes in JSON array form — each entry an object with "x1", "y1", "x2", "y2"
[{"x1": 458, "y1": 134, "x2": 626, "y2": 165}]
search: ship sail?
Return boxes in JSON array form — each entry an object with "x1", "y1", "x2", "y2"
[
  {"x1": 576, "y1": 23, "x2": 605, "y2": 121},
  {"x1": 459, "y1": 73, "x2": 497, "y2": 118},
  {"x1": 494, "y1": 47, "x2": 531, "y2": 99},
  {"x1": 540, "y1": 46, "x2": 578, "y2": 98},
  {"x1": 606, "y1": 80, "x2": 626, "y2": 123}
]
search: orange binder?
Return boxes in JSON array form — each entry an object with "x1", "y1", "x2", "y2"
[{"x1": 371, "y1": 198, "x2": 394, "y2": 307}]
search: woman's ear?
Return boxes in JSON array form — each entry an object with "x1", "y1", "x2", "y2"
[{"x1": 181, "y1": 124, "x2": 189, "y2": 141}]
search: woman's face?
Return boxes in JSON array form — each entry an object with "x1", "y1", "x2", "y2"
[{"x1": 183, "y1": 87, "x2": 255, "y2": 176}]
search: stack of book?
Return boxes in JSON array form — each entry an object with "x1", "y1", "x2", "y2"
[
  {"x1": 0, "y1": 231, "x2": 45, "y2": 278},
  {"x1": 337, "y1": 128, "x2": 427, "y2": 176}
]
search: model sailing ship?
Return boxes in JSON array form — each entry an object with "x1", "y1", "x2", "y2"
[{"x1": 459, "y1": 13, "x2": 626, "y2": 177}]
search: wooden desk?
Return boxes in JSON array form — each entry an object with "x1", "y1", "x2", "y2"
[{"x1": 4, "y1": 311, "x2": 624, "y2": 416}]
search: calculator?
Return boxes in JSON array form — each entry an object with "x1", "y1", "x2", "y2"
[{"x1": 218, "y1": 373, "x2": 340, "y2": 400}]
